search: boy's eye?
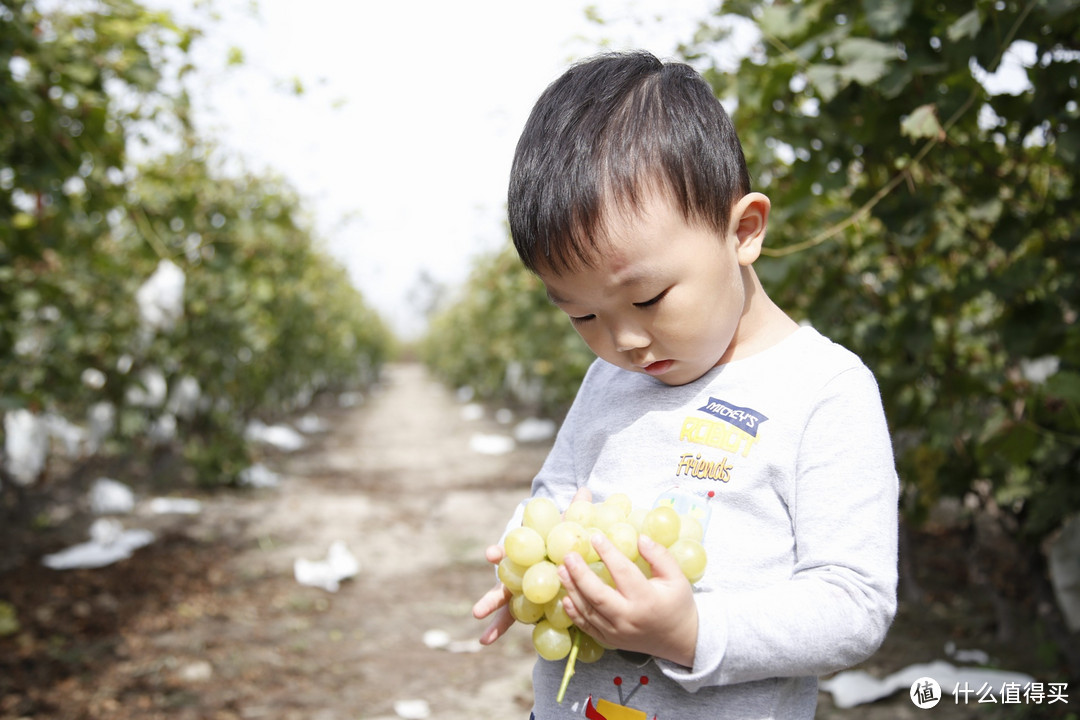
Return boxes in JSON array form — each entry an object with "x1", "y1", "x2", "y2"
[
  {"x1": 570, "y1": 313, "x2": 596, "y2": 324},
  {"x1": 635, "y1": 289, "x2": 669, "y2": 308}
]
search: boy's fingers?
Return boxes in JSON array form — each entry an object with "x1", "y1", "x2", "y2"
[
  {"x1": 559, "y1": 551, "x2": 621, "y2": 629},
  {"x1": 479, "y1": 605, "x2": 515, "y2": 645},
  {"x1": 637, "y1": 534, "x2": 681, "y2": 580},
  {"x1": 592, "y1": 533, "x2": 647, "y2": 593},
  {"x1": 570, "y1": 487, "x2": 593, "y2": 504},
  {"x1": 484, "y1": 544, "x2": 505, "y2": 564},
  {"x1": 472, "y1": 582, "x2": 511, "y2": 620}
]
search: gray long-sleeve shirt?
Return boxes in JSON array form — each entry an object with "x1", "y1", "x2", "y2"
[{"x1": 522, "y1": 327, "x2": 899, "y2": 719}]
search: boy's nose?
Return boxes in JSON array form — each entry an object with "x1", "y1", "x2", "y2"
[{"x1": 611, "y1": 322, "x2": 650, "y2": 353}]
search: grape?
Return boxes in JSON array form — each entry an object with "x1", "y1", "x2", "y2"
[
  {"x1": 544, "y1": 590, "x2": 573, "y2": 629},
  {"x1": 532, "y1": 620, "x2": 572, "y2": 661},
  {"x1": 546, "y1": 521, "x2": 588, "y2": 564},
  {"x1": 588, "y1": 561, "x2": 615, "y2": 587},
  {"x1": 591, "y1": 502, "x2": 624, "y2": 532},
  {"x1": 497, "y1": 556, "x2": 526, "y2": 594},
  {"x1": 582, "y1": 529, "x2": 602, "y2": 563},
  {"x1": 522, "y1": 496, "x2": 561, "y2": 540},
  {"x1": 641, "y1": 505, "x2": 681, "y2": 547},
  {"x1": 522, "y1": 560, "x2": 561, "y2": 604},
  {"x1": 678, "y1": 514, "x2": 705, "y2": 542},
  {"x1": 510, "y1": 592, "x2": 546, "y2": 624},
  {"x1": 563, "y1": 499, "x2": 595, "y2": 527},
  {"x1": 504, "y1": 526, "x2": 547, "y2": 566},
  {"x1": 602, "y1": 492, "x2": 632, "y2": 517},
  {"x1": 494, "y1": 491, "x2": 709, "y2": 696},
  {"x1": 606, "y1": 521, "x2": 639, "y2": 561},
  {"x1": 633, "y1": 554, "x2": 653, "y2": 579},
  {"x1": 668, "y1": 538, "x2": 707, "y2": 583},
  {"x1": 577, "y1": 633, "x2": 606, "y2": 663}
]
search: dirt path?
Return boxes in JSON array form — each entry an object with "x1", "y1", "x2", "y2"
[
  {"x1": 198, "y1": 361, "x2": 553, "y2": 720},
  {"x1": 1, "y1": 363, "x2": 550, "y2": 719},
  {"x1": 2, "y1": 362, "x2": 1065, "y2": 719}
]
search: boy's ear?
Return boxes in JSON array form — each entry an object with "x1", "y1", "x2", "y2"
[{"x1": 729, "y1": 192, "x2": 771, "y2": 266}]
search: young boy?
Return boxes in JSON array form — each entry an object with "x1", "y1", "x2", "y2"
[{"x1": 473, "y1": 50, "x2": 898, "y2": 719}]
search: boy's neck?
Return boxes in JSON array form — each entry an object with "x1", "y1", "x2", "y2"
[{"x1": 719, "y1": 267, "x2": 800, "y2": 366}]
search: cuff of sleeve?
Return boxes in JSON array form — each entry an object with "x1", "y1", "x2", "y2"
[{"x1": 656, "y1": 591, "x2": 727, "y2": 692}]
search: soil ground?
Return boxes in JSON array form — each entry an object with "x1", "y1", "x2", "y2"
[{"x1": 1, "y1": 363, "x2": 1075, "y2": 719}]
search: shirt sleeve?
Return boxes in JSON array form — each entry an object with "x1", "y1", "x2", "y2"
[{"x1": 657, "y1": 364, "x2": 899, "y2": 691}]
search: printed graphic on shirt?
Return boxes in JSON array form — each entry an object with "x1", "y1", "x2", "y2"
[
  {"x1": 575, "y1": 675, "x2": 658, "y2": 720},
  {"x1": 654, "y1": 487, "x2": 712, "y2": 534},
  {"x1": 674, "y1": 452, "x2": 734, "y2": 483},
  {"x1": 679, "y1": 397, "x2": 769, "y2": 458}
]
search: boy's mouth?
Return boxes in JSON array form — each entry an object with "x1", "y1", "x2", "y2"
[{"x1": 640, "y1": 359, "x2": 673, "y2": 376}]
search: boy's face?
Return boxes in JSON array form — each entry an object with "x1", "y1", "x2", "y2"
[{"x1": 539, "y1": 191, "x2": 752, "y2": 386}]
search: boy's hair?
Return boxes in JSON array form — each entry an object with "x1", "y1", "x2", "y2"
[{"x1": 508, "y1": 50, "x2": 751, "y2": 275}]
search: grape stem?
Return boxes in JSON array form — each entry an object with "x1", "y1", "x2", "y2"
[{"x1": 557, "y1": 628, "x2": 582, "y2": 704}]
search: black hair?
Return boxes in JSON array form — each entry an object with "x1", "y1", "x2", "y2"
[{"x1": 508, "y1": 50, "x2": 751, "y2": 274}]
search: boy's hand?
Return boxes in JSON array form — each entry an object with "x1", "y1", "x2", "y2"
[
  {"x1": 558, "y1": 531, "x2": 699, "y2": 668},
  {"x1": 472, "y1": 543, "x2": 515, "y2": 645}
]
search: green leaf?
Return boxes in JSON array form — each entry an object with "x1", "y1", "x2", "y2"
[
  {"x1": 807, "y1": 64, "x2": 842, "y2": 102},
  {"x1": 900, "y1": 104, "x2": 943, "y2": 140},
  {"x1": 863, "y1": 0, "x2": 914, "y2": 35},
  {"x1": 1046, "y1": 371, "x2": 1080, "y2": 404},
  {"x1": 226, "y1": 46, "x2": 245, "y2": 66},
  {"x1": 836, "y1": 37, "x2": 898, "y2": 86},
  {"x1": 947, "y1": 9, "x2": 982, "y2": 42},
  {"x1": 759, "y1": 2, "x2": 821, "y2": 41}
]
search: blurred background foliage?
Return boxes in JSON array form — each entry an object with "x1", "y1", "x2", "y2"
[
  {"x1": 422, "y1": 0, "x2": 1079, "y2": 602},
  {"x1": 683, "y1": 0, "x2": 1079, "y2": 544},
  {"x1": 421, "y1": 246, "x2": 593, "y2": 414},
  {"x1": 1, "y1": 0, "x2": 393, "y2": 488}
]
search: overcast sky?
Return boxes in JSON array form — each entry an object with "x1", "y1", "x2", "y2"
[{"x1": 152, "y1": 0, "x2": 743, "y2": 338}]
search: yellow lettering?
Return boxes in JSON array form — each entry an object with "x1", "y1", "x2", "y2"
[{"x1": 682, "y1": 415, "x2": 760, "y2": 458}]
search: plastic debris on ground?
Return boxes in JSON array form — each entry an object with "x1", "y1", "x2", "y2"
[
  {"x1": 468, "y1": 433, "x2": 516, "y2": 455},
  {"x1": 148, "y1": 497, "x2": 203, "y2": 515},
  {"x1": 238, "y1": 463, "x2": 282, "y2": 488},
  {"x1": 87, "y1": 401, "x2": 115, "y2": 454},
  {"x1": 42, "y1": 413, "x2": 86, "y2": 458},
  {"x1": 293, "y1": 541, "x2": 360, "y2": 592},
  {"x1": 177, "y1": 660, "x2": 213, "y2": 683},
  {"x1": 3, "y1": 409, "x2": 48, "y2": 486},
  {"x1": 460, "y1": 403, "x2": 484, "y2": 421},
  {"x1": 393, "y1": 699, "x2": 431, "y2": 720},
  {"x1": 125, "y1": 367, "x2": 168, "y2": 408},
  {"x1": 295, "y1": 413, "x2": 330, "y2": 434},
  {"x1": 244, "y1": 420, "x2": 306, "y2": 452},
  {"x1": 89, "y1": 478, "x2": 136, "y2": 515},
  {"x1": 422, "y1": 629, "x2": 482, "y2": 654},
  {"x1": 166, "y1": 375, "x2": 201, "y2": 419},
  {"x1": 513, "y1": 417, "x2": 557, "y2": 443},
  {"x1": 819, "y1": 659, "x2": 1035, "y2": 709},
  {"x1": 338, "y1": 391, "x2": 364, "y2": 408},
  {"x1": 42, "y1": 518, "x2": 155, "y2": 570},
  {"x1": 944, "y1": 641, "x2": 990, "y2": 665}
]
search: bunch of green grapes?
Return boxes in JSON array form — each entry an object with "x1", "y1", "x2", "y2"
[{"x1": 499, "y1": 493, "x2": 708, "y2": 667}]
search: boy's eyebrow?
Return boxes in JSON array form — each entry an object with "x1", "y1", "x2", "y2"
[
  {"x1": 545, "y1": 271, "x2": 660, "y2": 306},
  {"x1": 545, "y1": 288, "x2": 567, "y2": 305}
]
